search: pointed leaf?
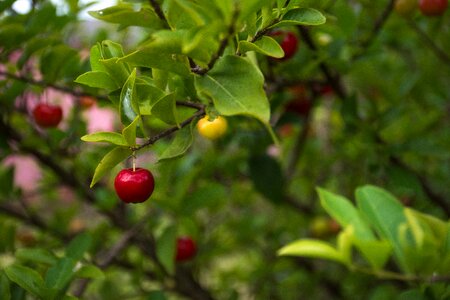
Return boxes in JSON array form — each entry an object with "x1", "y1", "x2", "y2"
[
  {"x1": 272, "y1": 8, "x2": 326, "y2": 28},
  {"x1": 195, "y1": 55, "x2": 270, "y2": 123},
  {"x1": 81, "y1": 132, "x2": 128, "y2": 146},
  {"x1": 90, "y1": 147, "x2": 133, "y2": 187},
  {"x1": 151, "y1": 93, "x2": 179, "y2": 126},
  {"x1": 278, "y1": 239, "x2": 347, "y2": 265},
  {"x1": 158, "y1": 123, "x2": 194, "y2": 161},
  {"x1": 239, "y1": 36, "x2": 284, "y2": 58},
  {"x1": 88, "y1": 4, "x2": 163, "y2": 28},
  {"x1": 120, "y1": 69, "x2": 139, "y2": 125},
  {"x1": 45, "y1": 257, "x2": 76, "y2": 290},
  {"x1": 4, "y1": 265, "x2": 49, "y2": 299},
  {"x1": 75, "y1": 71, "x2": 118, "y2": 90}
]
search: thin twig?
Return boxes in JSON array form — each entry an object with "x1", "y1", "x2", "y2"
[
  {"x1": 148, "y1": 0, "x2": 168, "y2": 25},
  {"x1": 407, "y1": 19, "x2": 450, "y2": 66}
]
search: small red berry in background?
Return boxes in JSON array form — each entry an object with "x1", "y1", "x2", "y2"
[
  {"x1": 285, "y1": 85, "x2": 311, "y2": 116},
  {"x1": 419, "y1": 0, "x2": 448, "y2": 16},
  {"x1": 320, "y1": 84, "x2": 334, "y2": 96},
  {"x1": 270, "y1": 30, "x2": 299, "y2": 60},
  {"x1": 114, "y1": 168, "x2": 155, "y2": 203},
  {"x1": 32, "y1": 103, "x2": 63, "y2": 128},
  {"x1": 79, "y1": 96, "x2": 96, "y2": 109},
  {"x1": 175, "y1": 236, "x2": 197, "y2": 262}
]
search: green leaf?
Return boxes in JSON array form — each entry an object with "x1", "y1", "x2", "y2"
[
  {"x1": 89, "y1": 44, "x2": 107, "y2": 72},
  {"x1": 120, "y1": 69, "x2": 139, "y2": 125},
  {"x1": 0, "y1": 272, "x2": 11, "y2": 300},
  {"x1": 355, "y1": 185, "x2": 410, "y2": 272},
  {"x1": 100, "y1": 57, "x2": 130, "y2": 87},
  {"x1": 122, "y1": 116, "x2": 140, "y2": 146},
  {"x1": 101, "y1": 40, "x2": 126, "y2": 59},
  {"x1": 195, "y1": 55, "x2": 270, "y2": 123},
  {"x1": 88, "y1": 4, "x2": 163, "y2": 28},
  {"x1": 90, "y1": 147, "x2": 133, "y2": 187},
  {"x1": 317, "y1": 188, "x2": 375, "y2": 241},
  {"x1": 75, "y1": 265, "x2": 104, "y2": 279},
  {"x1": 158, "y1": 123, "x2": 194, "y2": 161},
  {"x1": 151, "y1": 93, "x2": 179, "y2": 125},
  {"x1": 66, "y1": 233, "x2": 92, "y2": 261},
  {"x1": 239, "y1": 0, "x2": 273, "y2": 22},
  {"x1": 162, "y1": 0, "x2": 206, "y2": 29},
  {"x1": 15, "y1": 248, "x2": 57, "y2": 265},
  {"x1": 156, "y1": 225, "x2": 177, "y2": 275},
  {"x1": 81, "y1": 132, "x2": 128, "y2": 146},
  {"x1": 354, "y1": 239, "x2": 392, "y2": 270},
  {"x1": 248, "y1": 154, "x2": 285, "y2": 204},
  {"x1": 272, "y1": 8, "x2": 326, "y2": 28},
  {"x1": 40, "y1": 45, "x2": 79, "y2": 82},
  {"x1": 278, "y1": 239, "x2": 347, "y2": 265},
  {"x1": 4, "y1": 265, "x2": 49, "y2": 299},
  {"x1": 147, "y1": 290, "x2": 167, "y2": 300},
  {"x1": 45, "y1": 257, "x2": 76, "y2": 290},
  {"x1": 239, "y1": 36, "x2": 284, "y2": 58},
  {"x1": 74, "y1": 71, "x2": 118, "y2": 91}
]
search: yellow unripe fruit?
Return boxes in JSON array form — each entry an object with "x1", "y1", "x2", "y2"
[{"x1": 197, "y1": 116, "x2": 228, "y2": 140}]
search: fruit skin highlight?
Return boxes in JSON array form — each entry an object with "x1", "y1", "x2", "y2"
[
  {"x1": 114, "y1": 168, "x2": 155, "y2": 203},
  {"x1": 175, "y1": 236, "x2": 197, "y2": 262},
  {"x1": 197, "y1": 116, "x2": 228, "y2": 140},
  {"x1": 33, "y1": 103, "x2": 63, "y2": 128},
  {"x1": 419, "y1": 0, "x2": 448, "y2": 16}
]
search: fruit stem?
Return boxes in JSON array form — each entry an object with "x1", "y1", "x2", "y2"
[{"x1": 132, "y1": 151, "x2": 136, "y2": 172}]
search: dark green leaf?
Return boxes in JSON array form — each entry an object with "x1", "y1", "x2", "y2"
[
  {"x1": 4, "y1": 265, "x2": 49, "y2": 299},
  {"x1": 158, "y1": 123, "x2": 194, "y2": 161},
  {"x1": 66, "y1": 232, "x2": 92, "y2": 260},
  {"x1": 249, "y1": 154, "x2": 285, "y2": 204},
  {"x1": 90, "y1": 147, "x2": 133, "y2": 187},
  {"x1": 45, "y1": 257, "x2": 76, "y2": 290},
  {"x1": 15, "y1": 248, "x2": 57, "y2": 265}
]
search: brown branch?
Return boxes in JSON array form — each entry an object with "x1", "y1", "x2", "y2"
[
  {"x1": 0, "y1": 70, "x2": 108, "y2": 101},
  {"x1": 148, "y1": 0, "x2": 168, "y2": 25},
  {"x1": 407, "y1": 19, "x2": 450, "y2": 66},
  {"x1": 355, "y1": 0, "x2": 396, "y2": 55},
  {"x1": 134, "y1": 104, "x2": 206, "y2": 151},
  {"x1": 191, "y1": 8, "x2": 239, "y2": 75}
]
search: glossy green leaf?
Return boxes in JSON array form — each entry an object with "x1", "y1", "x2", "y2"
[
  {"x1": 89, "y1": 44, "x2": 108, "y2": 72},
  {"x1": 81, "y1": 132, "x2": 128, "y2": 146},
  {"x1": 122, "y1": 116, "x2": 140, "y2": 146},
  {"x1": 66, "y1": 232, "x2": 92, "y2": 261},
  {"x1": 74, "y1": 71, "x2": 118, "y2": 91},
  {"x1": 15, "y1": 248, "x2": 57, "y2": 265},
  {"x1": 158, "y1": 123, "x2": 194, "y2": 161},
  {"x1": 45, "y1": 257, "x2": 76, "y2": 290},
  {"x1": 162, "y1": 0, "x2": 206, "y2": 29},
  {"x1": 354, "y1": 239, "x2": 392, "y2": 270},
  {"x1": 151, "y1": 93, "x2": 179, "y2": 126},
  {"x1": 89, "y1": 4, "x2": 163, "y2": 28},
  {"x1": 239, "y1": 36, "x2": 284, "y2": 58},
  {"x1": 278, "y1": 239, "x2": 347, "y2": 265},
  {"x1": 195, "y1": 55, "x2": 270, "y2": 123},
  {"x1": 156, "y1": 225, "x2": 177, "y2": 275},
  {"x1": 90, "y1": 147, "x2": 132, "y2": 187},
  {"x1": 355, "y1": 185, "x2": 410, "y2": 272},
  {"x1": 271, "y1": 8, "x2": 326, "y2": 28},
  {"x1": 120, "y1": 69, "x2": 139, "y2": 125},
  {"x1": 4, "y1": 265, "x2": 49, "y2": 299},
  {"x1": 75, "y1": 265, "x2": 104, "y2": 279},
  {"x1": 101, "y1": 40, "x2": 126, "y2": 59},
  {"x1": 100, "y1": 57, "x2": 130, "y2": 87}
]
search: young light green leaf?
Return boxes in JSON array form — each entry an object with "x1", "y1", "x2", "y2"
[
  {"x1": 90, "y1": 147, "x2": 132, "y2": 187},
  {"x1": 74, "y1": 71, "x2": 118, "y2": 91},
  {"x1": 271, "y1": 8, "x2": 326, "y2": 28},
  {"x1": 122, "y1": 116, "x2": 140, "y2": 146},
  {"x1": 101, "y1": 40, "x2": 126, "y2": 59},
  {"x1": 355, "y1": 185, "x2": 410, "y2": 272},
  {"x1": 45, "y1": 257, "x2": 76, "y2": 291},
  {"x1": 156, "y1": 225, "x2": 177, "y2": 275},
  {"x1": 239, "y1": 36, "x2": 284, "y2": 58},
  {"x1": 89, "y1": 44, "x2": 107, "y2": 72},
  {"x1": 354, "y1": 239, "x2": 392, "y2": 270},
  {"x1": 158, "y1": 123, "x2": 193, "y2": 161},
  {"x1": 317, "y1": 188, "x2": 375, "y2": 241},
  {"x1": 4, "y1": 265, "x2": 49, "y2": 299},
  {"x1": 337, "y1": 226, "x2": 354, "y2": 266},
  {"x1": 195, "y1": 55, "x2": 270, "y2": 123},
  {"x1": 81, "y1": 132, "x2": 128, "y2": 146},
  {"x1": 66, "y1": 233, "x2": 92, "y2": 261},
  {"x1": 15, "y1": 248, "x2": 57, "y2": 265},
  {"x1": 278, "y1": 239, "x2": 347, "y2": 264}
]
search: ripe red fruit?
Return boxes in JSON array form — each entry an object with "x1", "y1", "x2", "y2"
[
  {"x1": 419, "y1": 0, "x2": 448, "y2": 16},
  {"x1": 270, "y1": 30, "x2": 299, "y2": 60},
  {"x1": 175, "y1": 236, "x2": 197, "y2": 262},
  {"x1": 114, "y1": 168, "x2": 155, "y2": 203},
  {"x1": 32, "y1": 103, "x2": 63, "y2": 128}
]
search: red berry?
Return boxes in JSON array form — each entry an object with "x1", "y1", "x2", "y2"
[
  {"x1": 114, "y1": 168, "x2": 155, "y2": 203},
  {"x1": 175, "y1": 236, "x2": 197, "y2": 262},
  {"x1": 32, "y1": 103, "x2": 63, "y2": 128},
  {"x1": 419, "y1": 0, "x2": 448, "y2": 16},
  {"x1": 270, "y1": 30, "x2": 299, "y2": 60}
]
